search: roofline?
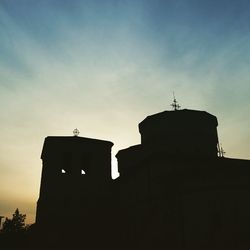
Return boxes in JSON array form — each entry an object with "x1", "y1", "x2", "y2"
[
  {"x1": 41, "y1": 136, "x2": 114, "y2": 159},
  {"x1": 139, "y1": 109, "x2": 218, "y2": 128},
  {"x1": 116, "y1": 144, "x2": 142, "y2": 157},
  {"x1": 44, "y1": 136, "x2": 114, "y2": 146}
]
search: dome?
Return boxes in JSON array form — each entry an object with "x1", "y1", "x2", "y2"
[{"x1": 139, "y1": 109, "x2": 218, "y2": 158}]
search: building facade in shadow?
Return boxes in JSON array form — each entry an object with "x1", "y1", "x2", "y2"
[
  {"x1": 35, "y1": 108, "x2": 250, "y2": 250},
  {"x1": 36, "y1": 136, "x2": 114, "y2": 248}
]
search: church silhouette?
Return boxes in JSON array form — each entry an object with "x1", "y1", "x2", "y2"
[{"x1": 35, "y1": 102, "x2": 250, "y2": 250}]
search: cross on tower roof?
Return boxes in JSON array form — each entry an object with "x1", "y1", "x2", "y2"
[
  {"x1": 73, "y1": 128, "x2": 80, "y2": 136},
  {"x1": 171, "y1": 92, "x2": 181, "y2": 111}
]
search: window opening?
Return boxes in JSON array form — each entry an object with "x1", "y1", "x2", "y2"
[
  {"x1": 81, "y1": 153, "x2": 91, "y2": 175},
  {"x1": 62, "y1": 153, "x2": 72, "y2": 174}
]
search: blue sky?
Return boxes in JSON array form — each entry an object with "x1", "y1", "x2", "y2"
[{"x1": 1, "y1": 0, "x2": 250, "y2": 223}]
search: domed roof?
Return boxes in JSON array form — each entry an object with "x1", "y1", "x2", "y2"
[{"x1": 139, "y1": 109, "x2": 218, "y2": 133}]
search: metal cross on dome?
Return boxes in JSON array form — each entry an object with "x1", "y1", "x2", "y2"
[
  {"x1": 73, "y1": 128, "x2": 80, "y2": 136},
  {"x1": 171, "y1": 92, "x2": 181, "y2": 111}
]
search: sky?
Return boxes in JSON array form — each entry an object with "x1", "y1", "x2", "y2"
[{"x1": 0, "y1": 0, "x2": 250, "y2": 224}]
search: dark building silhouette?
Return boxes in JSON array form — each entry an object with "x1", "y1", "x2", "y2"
[
  {"x1": 36, "y1": 136, "x2": 114, "y2": 248},
  {"x1": 35, "y1": 108, "x2": 250, "y2": 250}
]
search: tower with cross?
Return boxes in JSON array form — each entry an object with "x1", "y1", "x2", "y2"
[{"x1": 36, "y1": 133, "x2": 114, "y2": 242}]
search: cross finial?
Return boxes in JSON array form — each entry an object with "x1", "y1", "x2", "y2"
[
  {"x1": 220, "y1": 145, "x2": 226, "y2": 157},
  {"x1": 73, "y1": 128, "x2": 80, "y2": 136},
  {"x1": 171, "y1": 92, "x2": 181, "y2": 111},
  {"x1": 218, "y1": 143, "x2": 226, "y2": 157}
]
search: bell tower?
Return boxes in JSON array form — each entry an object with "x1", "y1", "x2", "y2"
[{"x1": 36, "y1": 135, "x2": 113, "y2": 231}]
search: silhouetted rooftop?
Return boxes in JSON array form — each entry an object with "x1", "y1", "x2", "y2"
[
  {"x1": 41, "y1": 136, "x2": 113, "y2": 159},
  {"x1": 139, "y1": 109, "x2": 218, "y2": 133},
  {"x1": 44, "y1": 136, "x2": 113, "y2": 144}
]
